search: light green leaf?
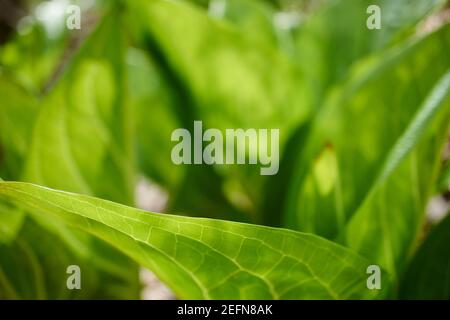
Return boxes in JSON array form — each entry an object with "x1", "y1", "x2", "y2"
[
  {"x1": 0, "y1": 217, "x2": 140, "y2": 300},
  {"x1": 24, "y1": 10, "x2": 133, "y2": 205},
  {"x1": 130, "y1": 0, "x2": 311, "y2": 133},
  {"x1": 0, "y1": 77, "x2": 38, "y2": 180},
  {"x1": 0, "y1": 79, "x2": 35, "y2": 243},
  {"x1": 341, "y1": 70, "x2": 450, "y2": 279},
  {"x1": 126, "y1": 47, "x2": 246, "y2": 221},
  {"x1": 12, "y1": 8, "x2": 141, "y2": 298},
  {"x1": 286, "y1": 24, "x2": 450, "y2": 236},
  {"x1": 0, "y1": 201, "x2": 24, "y2": 244},
  {"x1": 128, "y1": 0, "x2": 313, "y2": 219},
  {"x1": 0, "y1": 22, "x2": 68, "y2": 92},
  {"x1": 294, "y1": 0, "x2": 446, "y2": 108},
  {"x1": 129, "y1": 0, "x2": 446, "y2": 223},
  {"x1": 284, "y1": 24, "x2": 450, "y2": 277},
  {"x1": 263, "y1": 0, "x2": 448, "y2": 227},
  {"x1": 0, "y1": 181, "x2": 389, "y2": 299},
  {"x1": 210, "y1": 0, "x2": 283, "y2": 50}
]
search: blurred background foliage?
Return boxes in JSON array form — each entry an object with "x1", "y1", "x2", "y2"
[{"x1": 0, "y1": 0, "x2": 449, "y2": 299}]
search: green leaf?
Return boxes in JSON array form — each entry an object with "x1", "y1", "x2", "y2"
[
  {"x1": 0, "y1": 201, "x2": 24, "y2": 244},
  {"x1": 12, "y1": 8, "x2": 141, "y2": 299},
  {"x1": 0, "y1": 77, "x2": 38, "y2": 180},
  {"x1": 341, "y1": 70, "x2": 450, "y2": 279},
  {"x1": 263, "y1": 0, "x2": 448, "y2": 227},
  {"x1": 128, "y1": 0, "x2": 313, "y2": 220},
  {"x1": 129, "y1": 0, "x2": 446, "y2": 223},
  {"x1": 127, "y1": 48, "x2": 184, "y2": 191},
  {"x1": 294, "y1": 0, "x2": 446, "y2": 108},
  {"x1": 209, "y1": 0, "x2": 283, "y2": 50},
  {"x1": 0, "y1": 22, "x2": 68, "y2": 92},
  {"x1": 0, "y1": 181, "x2": 389, "y2": 299},
  {"x1": 0, "y1": 217, "x2": 140, "y2": 300},
  {"x1": 130, "y1": 0, "x2": 311, "y2": 133},
  {"x1": 23, "y1": 10, "x2": 133, "y2": 205},
  {"x1": 126, "y1": 47, "x2": 246, "y2": 221},
  {"x1": 437, "y1": 160, "x2": 450, "y2": 193},
  {"x1": 286, "y1": 24, "x2": 450, "y2": 235},
  {"x1": 284, "y1": 24, "x2": 450, "y2": 277},
  {"x1": 399, "y1": 213, "x2": 450, "y2": 299}
]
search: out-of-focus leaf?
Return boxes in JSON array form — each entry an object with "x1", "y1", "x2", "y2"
[
  {"x1": 127, "y1": 48, "x2": 183, "y2": 190},
  {"x1": 131, "y1": 0, "x2": 310, "y2": 135},
  {"x1": 0, "y1": 201, "x2": 24, "y2": 244},
  {"x1": 0, "y1": 181, "x2": 390, "y2": 300},
  {"x1": 126, "y1": 47, "x2": 245, "y2": 221},
  {"x1": 24, "y1": 10, "x2": 134, "y2": 204},
  {"x1": 128, "y1": 0, "x2": 312, "y2": 220},
  {"x1": 286, "y1": 24, "x2": 450, "y2": 236},
  {"x1": 399, "y1": 213, "x2": 450, "y2": 299},
  {"x1": 0, "y1": 22, "x2": 68, "y2": 93},
  {"x1": 437, "y1": 159, "x2": 450, "y2": 193},
  {"x1": 284, "y1": 24, "x2": 450, "y2": 277},
  {"x1": 294, "y1": 0, "x2": 446, "y2": 108},
  {"x1": 0, "y1": 77, "x2": 38, "y2": 180},
  {"x1": 15, "y1": 8, "x2": 141, "y2": 298},
  {"x1": 263, "y1": 0, "x2": 448, "y2": 228},
  {"x1": 341, "y1": 71, "x2": 450, "y2": 279},
  {"x1": 0, "y1": 217, "x2": 140, "y2": 300},
  {"x1": 208, "y1": 0, "x2": 281, "y2": 49},
  {"x1": 170, "y1": 165, "x2": 250, "y2": 222}
]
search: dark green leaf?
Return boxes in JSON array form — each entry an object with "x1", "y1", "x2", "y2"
[{"x1": 399, "y1": 213, "x2": 450, "y2": 299}]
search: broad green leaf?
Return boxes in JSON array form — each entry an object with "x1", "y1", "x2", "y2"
[
  {"x1": 284, "y1": 24, "x2": 450, "y2": 278},
  {"x1": 399, "y1": 213, "x2": 450, "y2": 299},
  {"x1": 0, "y1": 217, "x2": 140, "y2": 300},
  {"x1": 0, "y1": 181, "x2": 389, "y2": 299}
]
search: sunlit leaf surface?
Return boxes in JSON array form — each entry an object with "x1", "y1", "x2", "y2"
[{"x1": 0, "y1": 181, "x2": 389, "y2": 299}]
